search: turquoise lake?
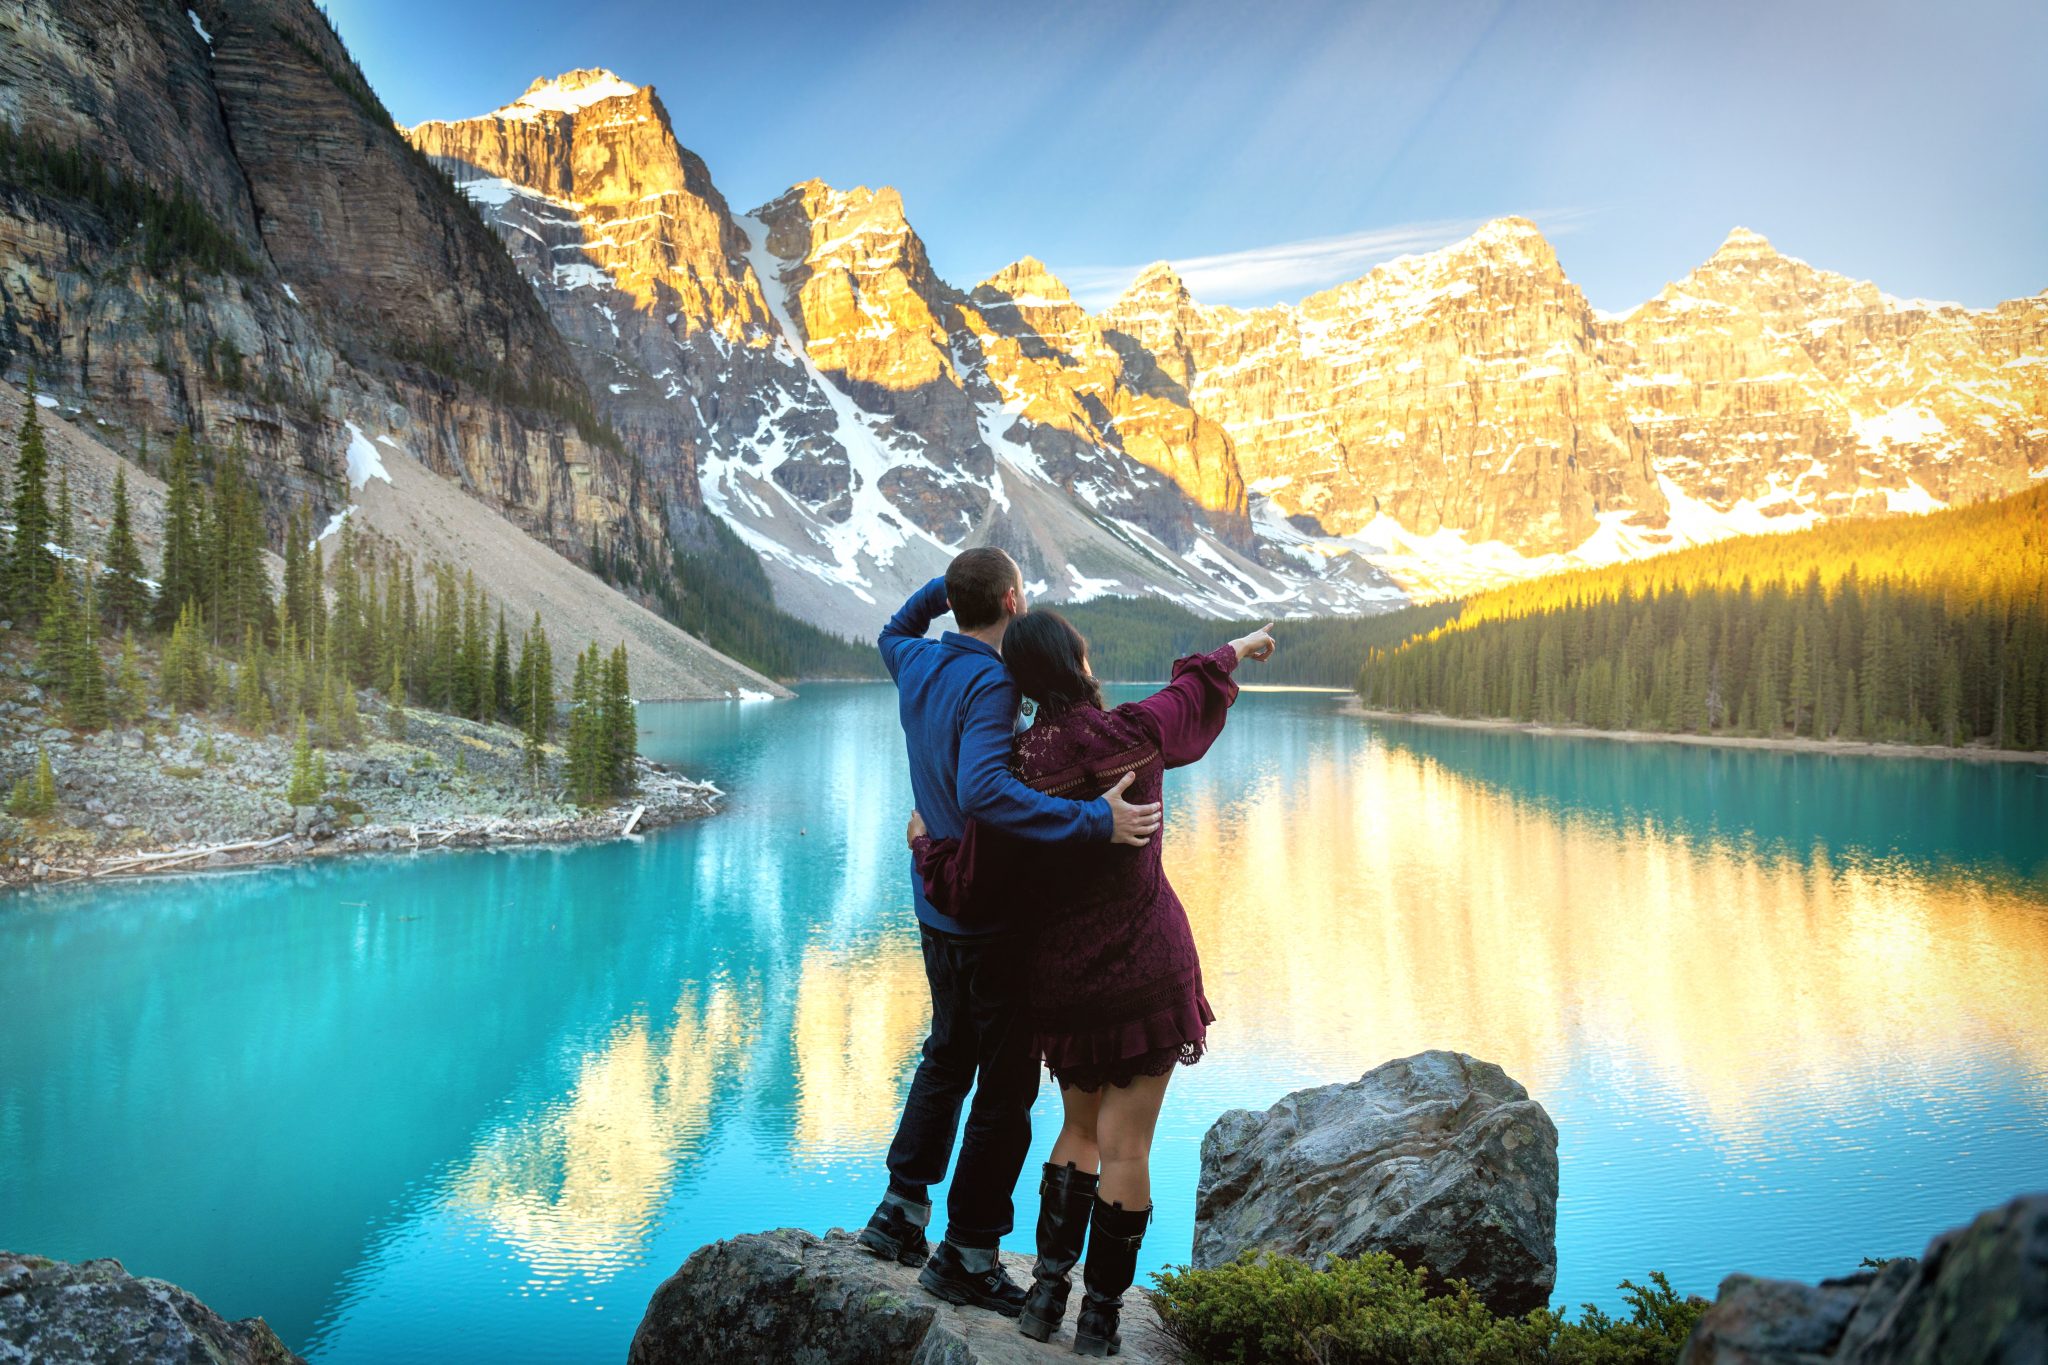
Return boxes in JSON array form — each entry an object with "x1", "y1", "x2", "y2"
[{"x1": 4, "y1": 685, "x2": 2046, "y2": 1362}]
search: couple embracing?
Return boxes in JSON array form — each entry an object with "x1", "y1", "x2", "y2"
[{"x1": 856, "y1": 547, "x2": 1275, "y2": 1356}]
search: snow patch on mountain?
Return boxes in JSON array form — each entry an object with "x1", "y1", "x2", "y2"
[
  {"x1": 493, "y1": 69, "x2": 640, "y2": 120},
  {"x1": 344, "y1": 422, "x2": 392, "y2": 490},
  {"x1": 1852, "y1": 404, "x2": 1946, "y2": 449}
]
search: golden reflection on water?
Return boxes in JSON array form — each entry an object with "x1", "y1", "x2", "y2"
[
  {"x1": 447, "y1": 980, "x2": 755, "y2": 1278},
  {"x1": 791, "y1": 941, "x2": 932, "y2": 1164},
  {"x1": 442, "y1": 725, "x2": 2048, "y2": 1271},
  {"x1": 1169, "y1": 738, "x2": 2048, "y2": 1133}
]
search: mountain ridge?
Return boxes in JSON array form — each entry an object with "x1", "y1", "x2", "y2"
[
  {"x1": 409, "y1": 66, "x2": 2044, "y2": 628},
  {"x1": 410, "y1": 76, "x2": 1388, "y2": 631}
]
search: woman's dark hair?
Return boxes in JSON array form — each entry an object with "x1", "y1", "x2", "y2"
[{"x1": 1005, "y1": 609, "x2": 1102, "y2": 716}]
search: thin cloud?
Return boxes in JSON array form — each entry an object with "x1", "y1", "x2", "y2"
[{"x1": 1064, "y1": 209, "x2": 1595, "y2": 310}]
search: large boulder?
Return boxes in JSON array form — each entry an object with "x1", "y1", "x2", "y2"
[
  {"x1": 1679, "y1": 1192, "x2": 2047, "y2": 1364},
  {"x1": 0, "y1": 1250, "x2": 304, "y2": 1364},
  {"x1": 628, "y1": 1227, "x2": 1176, "y2": 1364},
  {"x1": 1193, "y1": 1049, "x2": 1559, "y2": 1315}
]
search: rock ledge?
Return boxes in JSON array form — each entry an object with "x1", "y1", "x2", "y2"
[
  {"x1": 0, "y1": 1250, "x2": 304, "y2": 1364},
  {"x1": 628, "y1": 1227, "x2": 1177, "y2": 1365}
]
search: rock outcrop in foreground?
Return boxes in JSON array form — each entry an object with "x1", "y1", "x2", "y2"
[
  {"x1": 0, "y1": 1251, "x2": 304, "y2": 1364},
  {"x1": 1678, "y1": 1192, "x2": 2048, "y2": 1365},
  {"x1": 627, "y1": 1227, "x2": 1174, "y2": 1365},
  {"x1": 1192, "y1": 1049, "x2": 1560, "y2": 1316}
]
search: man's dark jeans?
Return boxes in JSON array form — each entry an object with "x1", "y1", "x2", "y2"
[{"x1": 884, "y1": 924, "x2": 1039, "y2": 1249}]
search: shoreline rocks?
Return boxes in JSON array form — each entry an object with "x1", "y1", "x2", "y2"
[
  {"x1": 0, "y1": 1251, "x2": 305, "y2": 1365},
  {"x1": 1192, "y1": 1049, "x2": 1559, "y2": 1316},
  {"x1": 1679, "y1": 1192, "x2": 2048, "y2": 1365},
  {"x1": 627, "y1": 1227, "x2": 1175, "y2": 1365},
  {"x1": 0, "y1": 657, "x2": 724, "y2": 891}
]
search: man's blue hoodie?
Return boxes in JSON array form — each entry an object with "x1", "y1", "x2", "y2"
[{"x1": 880, "y1": 576, "x2": 1111, "y2": 935}]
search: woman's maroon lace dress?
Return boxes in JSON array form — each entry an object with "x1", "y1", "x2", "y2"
[{"x1": 913, "y1": 645, "x2": 1240, "y2": 1092}]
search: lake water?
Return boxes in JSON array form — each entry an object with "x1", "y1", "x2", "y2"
[{"x1": 3, "y1": 685, "x2": 2046, "y2": 1362}]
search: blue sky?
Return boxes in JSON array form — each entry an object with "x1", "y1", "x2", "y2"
[{"x1": 328, "y1": 0, "x2": 2046, "y2": 312}]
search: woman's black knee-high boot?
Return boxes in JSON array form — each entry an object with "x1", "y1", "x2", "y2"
[
  {"x1": 1018, "y1": 1161, "x2": 1099, "y2": 1341},
  {"x1": 1073, "y1": 1197, "x2": 1150, "y2": 1357}
]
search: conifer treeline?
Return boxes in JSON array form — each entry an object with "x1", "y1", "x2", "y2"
[
  {"x1": 2, "y1": 377, "x2": 639, "y2": 802},
  {"x1": 1358, "y1": 486, "x2": 2048, "y2": 750},
  {"x1": 1057, "y1": 596, "x2": 1461, "y2": 687}
]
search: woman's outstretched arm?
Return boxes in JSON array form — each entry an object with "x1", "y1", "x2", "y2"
[{"x1": 1127, "y1": 623, "x2": 1276, "y2": 768}]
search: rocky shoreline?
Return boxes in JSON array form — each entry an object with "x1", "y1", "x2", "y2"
[
  {"x1": 0, "y1": 654, "x2": 722, "y2": 892},
  {"x1": 1346, "y1": 700, "x2": 2048, "y2": 764}
]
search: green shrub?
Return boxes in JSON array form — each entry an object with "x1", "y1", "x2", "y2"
[{"x1": 1150, "y1": 1252, "x2": 1706, "y2": 1365}]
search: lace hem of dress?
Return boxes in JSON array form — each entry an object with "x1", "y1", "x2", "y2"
[
  {"x1": 1033, "y1": 989, "x2": 1215, "y2": 1093},
  {"x1": 1051, "y1": 1038, "x2": 1208, "y2": 1093}
]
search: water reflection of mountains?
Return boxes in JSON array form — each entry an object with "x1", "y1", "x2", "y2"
[{"x1": 1363, "y1": 718, "x2": 2048, "y2": 887}]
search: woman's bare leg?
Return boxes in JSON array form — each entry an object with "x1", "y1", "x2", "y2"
[
  {"x1": 1095, "y1": 1070, "x2": 1172, "y2": 1209},
  {"x1": 1049, "y1": 1082, "x2": 1102, "y2": 1173}
]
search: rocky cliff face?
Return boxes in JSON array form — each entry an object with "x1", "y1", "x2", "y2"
[
  {"x1": 410, "y1": 76, "x2": 1393, "y2": 631},
  {"x1": 0, "y1": 2, "x2": 661, "y2": 572}
]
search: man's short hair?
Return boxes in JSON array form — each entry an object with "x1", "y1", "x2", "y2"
[{"x1": 946, "y1": 547, "x2": 1021, "y2": 630}]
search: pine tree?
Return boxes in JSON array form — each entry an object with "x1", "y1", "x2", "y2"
[
  {"x1": 533, "y1": 620, "x2": 553, "y2": 737},
  {"x1": 36, "y1": 558, "x2": 78, "y2": 685},
  {"x1": 153, "y1": 430, "x2": 205, "y2": 631},
  {"x1": 286, "y1": 716, "x2": 320, "y2": 805},
  {"x1": 428, "y1": 566, "x2": 458, "y2": 709},
  {"x1": 519, "y1": 615, "x2": 554, "y2": 786},
  {"x1": 65, "y1": 582, "x2": 109, "y2": 732},
  {"x1": 306, "y1": 533, "x2": 325, "y2": 657},
  {"x1": 1787, "y1": 621, "x2": 1813, "y2": 737},
  {"x1": 282, "y1": 503, "x2": 309, "y2": 638},
  {"x1": 316, "y1": 662, "x2": 340, "y2": 747},
  {"x1": 565, "y1": 645, "x2": 597, "y2": 804},
  {"x1": 235, "y1": 626, "x2": 272, "y2": 732},
  {"x1": 161, "y1": 602, "x2": 211, "y2": 711},
  {"x1": 477, "y1": 605, "x2": 497, "y2": 722},
  {"x1": 99, "y1": 467, "x2": 150, "y2": 630},
  {"x1": 381, "y1": 556, "x2": 405, "y2": 687},
  {"x1": 6, "y1": 372, "x2": 57, "y2": 619},
  {"x1": 336, "y1": 669, "x2": 360, "y2": 745},
  {"x1": 460, "y1": 572, "x2": 485, "y2": 719},
  {"x1": 329, "y1": 518, "x2": 361, "y2": 684},
  {"x1": 206, "y1": 446, "x2": 270, "y2": 646},
  {"x1": 604, "y1": 641, "x2": 634, "y2": 795},
  {"x1": 53, "y1": 465, "x2": 73, "y2": 552},
  {"x1": 385, "y1": 655, "x2": 407, "y2": 739},
  {"x1": 110, "y1": 629, "x2": 146, "y2": 726},
  {"x1": 1838, "y1": 669, "x2": 1861, "y2": 740},
  {"x1": 491, "y1": 608, "x2": 512, "y2": 723},
  {"x1": 7, "y1": 746, "x2": 57, "y2": 817}
]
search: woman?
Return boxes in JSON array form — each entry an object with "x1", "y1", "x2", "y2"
[{"x1": 908, "y1": 611, "x2": 1275, "y2": 1356}]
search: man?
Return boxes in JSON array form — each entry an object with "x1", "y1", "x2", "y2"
[{"x1": 860, "y1": 546, "x2": 1162, "y2": 1315}]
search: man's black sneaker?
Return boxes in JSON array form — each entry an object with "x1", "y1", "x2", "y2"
[
  {"x1": 917, "y1": 1241, "x2": 1028, "y2": 1316},
  {"x1": 856, "y1": 1193, "x2": 931, "y2": 1267}
]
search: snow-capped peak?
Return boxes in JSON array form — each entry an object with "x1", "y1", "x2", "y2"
[
  {"x1": 1711, "y1": 225, "x2": 1778, "y2": 258},
  {"x1": 491, "y1": 68, "x2": 640, "y2": 121}
]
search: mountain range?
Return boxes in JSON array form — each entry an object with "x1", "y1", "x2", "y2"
[
  {"x1": 2, "y1": 8, "x2": 2043, "y2": 655},
  {"x1": 411, "y1": 69, "x2": 2046, "y2": 628}
]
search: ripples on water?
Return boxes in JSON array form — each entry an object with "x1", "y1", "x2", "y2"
[{"x1": 1, "y1": 687, "x2": 2043, "y2": 1362}]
